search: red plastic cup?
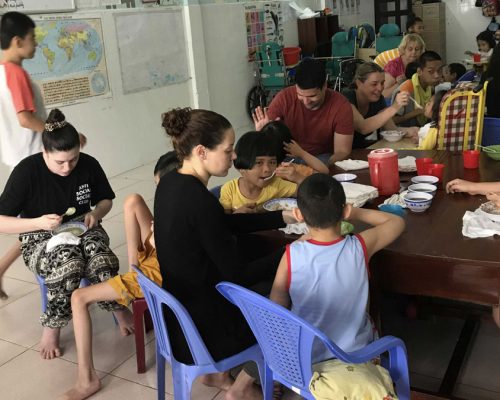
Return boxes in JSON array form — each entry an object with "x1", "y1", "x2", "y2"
[
  {"x1": 416, "y1": 158, "x2": 433, "y2": 175},
  {"x1": 463, "y1": 150, "x2": 480, "y2": 169},
  {"x1": 428, "y1": 163, "x2": 445, "y2": 181},
  {"x1": 473, "y1": 53, "x2": 481, "y2": 63}
]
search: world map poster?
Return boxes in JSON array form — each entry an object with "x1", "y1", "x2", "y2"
[{"x1": 24, "y1": 17, "x2": 110, "y2": 106}]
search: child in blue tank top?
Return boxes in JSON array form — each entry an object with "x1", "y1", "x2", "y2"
[{"x1": 270, "y1": 173, "x2": 405, "y2": 362}]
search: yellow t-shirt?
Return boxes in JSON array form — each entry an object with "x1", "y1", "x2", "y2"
[
  {"x1": 220, "y1": 177, "x2": 297, "y2": 211},
  {"x1": 374, "y1": 48, "x2": 400, "y2": 68}
]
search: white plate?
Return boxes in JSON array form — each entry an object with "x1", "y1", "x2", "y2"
[
  {"x1": 411, "y1": 175, "x2": 439, "y2": 185},
  {"x1": 52, "y1": 221, "x2": 88, "y2": 237},
  {"x1": 333, "y1": 173, "x2": 357, "y2": 182},
  {"x1": 263, "y1": 198, "x2": 297, "y2": 212},
  {"x1": 478, "y1": 201, "x2": 500, "y2": 223}
]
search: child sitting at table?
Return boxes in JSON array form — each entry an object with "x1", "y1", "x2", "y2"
[
  {"x1": 270, "y1": 174, "x2": 405, "y2": 395},
  {"x1": 60, "y1": 151, "x2": 178, "y2": 400},
  {"x1": 416, "y1": 89, "x2": 448, "y2": 150},
  {"x1": 465, "y1": 30, "x2": 496, "y2": 60},
  {"x1": 219, "y1": 128, "x2": 325, "y2": 213},
  {"x1": 446, "y1": 179, "x2": 500, "y2": 208},
  {"x1": 442, "y1": 63, "x2": 467, "y2": 84}
]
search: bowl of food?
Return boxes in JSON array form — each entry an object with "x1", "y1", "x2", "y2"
[
  {"x1": 484, "y1": 145, "x2": 500, "y2": 161},
  {"x1": 52, "y1": 221, "x2": 88, "y2": 237},
  {"x1": 478, "y1": 201, "x2": 500, "y2": 222},
  {"x1": 263, "y1": 198, "x2": 297, "y2": 212},
  {"x1": 380, "y1": 130, "x2": 406, "y2": 143},
  {"x1": 333, "y1": 173, "x2": 357, "y2": 183},
  {"x1": 408, "y1": 183, "x2": 437, "y2": 197},
  {"x1": 411, "y1": 175, "x2": 439, "y2": 185},
  {"x1": 403, "y1": 192, "x2": 433, "y2": 213}
]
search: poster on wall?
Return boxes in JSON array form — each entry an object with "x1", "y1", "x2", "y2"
[
  {"x1": 23, "y1": 16, "x2": 111, "y2": 107},
  {"x1": 245, "y1": 2, "x2": 284, "y2": 62}
]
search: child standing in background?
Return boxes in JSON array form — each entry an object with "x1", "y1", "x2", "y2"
[{"x1": 466, "y1": 31, "x2": 496, "y2": 60}]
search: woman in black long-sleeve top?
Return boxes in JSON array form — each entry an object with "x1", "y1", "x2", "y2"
[{"x1": 154, "y1": 107, "x2": 293, "y2": 398}]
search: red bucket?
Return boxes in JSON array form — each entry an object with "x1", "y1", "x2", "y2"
[{"x1": 283, "y1": 47, "x2": 301, "y2": 66}]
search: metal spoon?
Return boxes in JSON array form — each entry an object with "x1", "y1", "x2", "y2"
[
  {"x1": 263, "y1": 158, "x2": 295, "y2": 181},
  {"x1": 62, "y1": 207, "x2": 76, "y2": 217},
  {"x1": 409, "y1": 96, "x2": 423, "y2": 109},
  {"x1": 475, "y1": 144, "x2": 497, "y2": 153}
]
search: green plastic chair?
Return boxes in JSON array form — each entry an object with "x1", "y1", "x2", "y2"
[
  {"x1": 376, "y1": 24, "x2": 402, "y2": 53},
  {"x1": 326, "y1": 31, "x2": 356, "y2": 89}
]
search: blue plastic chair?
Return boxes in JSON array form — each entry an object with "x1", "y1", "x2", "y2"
[
  {"x1": 133, "y1": 267, "x2": 266, "y2": 400},
  {"x1": 217, "y1": 282, "x2": 411, "y2": 400},
  {"x1": 35, "y1": 274, "x2": 90, "y2": 312},
  {"x1": 458, "y1": 70, "x2": 478, "y2": 82},
  {"x1": 482, "y1": 117, "x2": 500, "y2": 146},
  {"x1": 209, "y1": 185, "x2": 222, "y2": 199}
]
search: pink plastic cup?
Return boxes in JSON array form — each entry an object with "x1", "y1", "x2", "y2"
[
  {"x1": 463, "y1": 150, "x2": 480, "y2": 169},
  {"x1": 428, "y1": 163, "x2": 445, "y2": 181},
  {"x1": 416, "y1": 158, "x2": 433, "y2": 175}
]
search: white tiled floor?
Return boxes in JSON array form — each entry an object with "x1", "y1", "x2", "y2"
[{"x1": 0, "y1": 161, "x2": 499, "y2": 399}]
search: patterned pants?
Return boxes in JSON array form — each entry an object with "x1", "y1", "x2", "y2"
[{"x1": 19, "y1": 225, "x2": 121, "y2": 328}]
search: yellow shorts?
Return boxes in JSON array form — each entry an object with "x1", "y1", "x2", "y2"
[{"x1": 108, "y1": 233, "x2": 161, "y2": 306}]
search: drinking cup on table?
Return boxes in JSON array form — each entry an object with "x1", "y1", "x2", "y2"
[
  {"x1": 428, "y1": 163, "x2": 445, "y2": 181},
  {"x1": 416, "y1": 158, "x2": 433, "y2": 175},
  {"x1": 473, "y1": 53, "x2": 481, "y2": 63},
  {"x1": 463, "y1": 150, "x2": 480, "y2": 169}
]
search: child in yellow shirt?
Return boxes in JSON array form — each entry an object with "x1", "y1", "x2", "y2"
[{"x1": 417, "y1": 90, "x2": 448, "y2": 150}]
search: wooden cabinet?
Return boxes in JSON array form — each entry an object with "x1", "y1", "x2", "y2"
[
  {"x1": 297, "y1": 15, "x2": 340, "y2": 57},
  {"x1": 412, "y1": 3, "x2": 446, "y2": 61}
]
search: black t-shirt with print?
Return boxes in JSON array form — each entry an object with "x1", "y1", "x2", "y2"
[{"x1": 0, "y1": 152, "x2": 115, "y2": 221}]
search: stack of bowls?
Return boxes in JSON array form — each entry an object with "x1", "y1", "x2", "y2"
[{"x1": 407, "y1": 183, "x2": 437, "y2": 197}]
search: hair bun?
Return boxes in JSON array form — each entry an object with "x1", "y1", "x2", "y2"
[
  {"x1": 46, "y1": 108, "x2": 66, "y2": 124},
  {"x1": 162, "y1": 107, "x2": 192, "y2": 138}
]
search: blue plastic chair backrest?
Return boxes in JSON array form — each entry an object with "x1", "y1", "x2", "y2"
[
  {"x1": 376, "y1": 24, "x2": 402, "y2": 53},
  {"x1": 209, "y1": 185, "x2": 222, "y2": 199},
  {"x1": 458, "y1": 70, "x2": 477, "y2": 82},
  {"x1": 331, "y1": 31, "x2": 355, "y2": 57},
  {"x1": 133, "y1": 266, "x2": 216, "y2": 366}
]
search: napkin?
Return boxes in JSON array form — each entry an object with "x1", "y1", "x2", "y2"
[
  {"x1": 46, "y1": 232, "x2": 81, "y2": 252},
  {"x1": 379, "y1": 192, "x2": 407, "y2": 208},
  {"x1": 398, "y1": 156, "x2": 416, "y2": 172},
  {"x1": 280, "y1": 222, "x2": 308, "y2": 235},
  {"x1": 462, "y1": 209, "x2": 500, "y2": 238},
  {"x1": 335, "y1": 159, "x2": 369, "y2": 171},
  {"x1": 341, "y1": 182, "x2": 378, "y2": 208}
]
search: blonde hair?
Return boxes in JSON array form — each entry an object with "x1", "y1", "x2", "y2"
[{"x1": 398, "y1": 33, "x2": 425, "y2": 55}]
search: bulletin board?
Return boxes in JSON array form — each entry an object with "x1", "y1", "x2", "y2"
[{"x1": 245, "y1": 2, "x2": 284, "y2": 61}]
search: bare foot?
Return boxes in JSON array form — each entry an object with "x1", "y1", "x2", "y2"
[
  {"x1": 201, "y1": 372, "x2": 234, "y2": 391},
  {"x1": 113, "y1": 307, "x2": 134, "y2": 336},
  {"x1": 0, "y1": 287, "x2": 7, "y2": 300},
  {"x1": 40, "y1": 327, "x2": 62, "y2": 359},
  {"x1": 226, "y1": 370, "x2": 262, "y2": 400},
  {"x1": 58, "y1": 373, "x2": 101, "y2": 400}
]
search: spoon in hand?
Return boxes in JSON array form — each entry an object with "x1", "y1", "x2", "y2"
[
  {"x1": 408, "y1": 96, "x2": 423, "y2": 109},
  {"x1": 62, "y1": 207, "x2": 76, "y2": 217},
  {"x1": 263, "y1": 159, "x2": 295, "y2": 181}
]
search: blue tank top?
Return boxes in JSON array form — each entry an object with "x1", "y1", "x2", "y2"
[{"x1": 288, "y1": 234, "x2": 374, "y2": 363}]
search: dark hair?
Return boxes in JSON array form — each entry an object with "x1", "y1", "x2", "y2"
[
  {"x1": 295, "y1": 58, "x2": 326, "y2": 90},
  {"x1": 476, "y1": 30, "x2": 496, "y2": 50},
  {"x1": 42, "y1": 109, "x2": 80, "y2": 152},
  {"x1": 154, "y1": 151, "x2": 179, "y2": 178},
  {"x1": 447, "y1": 63, "x2": 466, "y2": 81},
  {"x1": 297, "y1": 174, "x2": 346, "y2": 229},
  {"x1": 485, "y1": 43, "x2": 500, "y2": 82},
  {"x1": 406, "y1": 15, "x2": 423, "y2": 32},
  {"x1": 161, "y1": 107, "x2": 232, "y2": 161},
  {"x1": 0, "y1": 12, "x2": 35, "y2": 50},
  {"x1": 418, "y1": 50, "x2": 442, "y2": 69},
  {"x1": 430, "y1": 90, "x2": 448, "y2": 127},
  {"x1": 350, "y1": 62, "x2": 382, "y2": 89},
  {"x1": 233, "y1": 131, "x2": 278, "y2": 169},
  {"x1": 405, "y1": 61, "x2": 419, "y2": 79},
  {"x1": 260, "y1": 121, "x2": 292, "y2": 163}
]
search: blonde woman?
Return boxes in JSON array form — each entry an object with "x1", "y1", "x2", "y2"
[{"x1": 383, "y1": 33, "x2": 425, "y2": 97}]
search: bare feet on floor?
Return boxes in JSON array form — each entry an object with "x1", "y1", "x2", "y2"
[
  {"x1": 225, "y1": 370, "x2": 263, "y2": 400},
  {"x1": 40, "y1": 327, "x2": 62, "y2": 359},
  {"x1": 113, "y1": 307, "x2": 134, "y2": 336},
  {"x1": 0, "y1": 287, "x2": 7, "y2": 300},
  {"x1": 201, "y1": 372, "x2": 235, "y2": 391},
  {"x1": 58, "y1": 372, "x2": 101, "y2": 400}
]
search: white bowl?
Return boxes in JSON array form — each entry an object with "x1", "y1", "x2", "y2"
[
  {"x1": 478, "y1": 201, "x2": 500, "y2": 222},
  {"x1": 380, "y1": 130, "x2": 405, "y2": 142},
  {"x1": 263, "y1": 198, "x2": 297, "y2": 212},
  {"x1": 52, "y1": 221, "x2": 88, "y2": 236},
  {"x1": 333, "y1": 173, "x2": 357, "y2": 182},
  {"x1": 411, "y1": 175, "x2": 439, "y2": 185},
  {"x1": 403, "y1": 192, "x2": 433, "y2": 213},
  {"x1": 408, "y1": 183, "x2": 437, "y2": 197}
]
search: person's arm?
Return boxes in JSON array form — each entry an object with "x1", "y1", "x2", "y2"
[
  {"x1": 329, "y1": 132, "x2": 353, "y2": 164},
  {"x1": 393, "y1": 108, "x2": 424, "y2": 124},
  {"x1": 383, "y1": 72, "x2": 399, "y2": 98},
  {"x1": 0, "y1": 214, "x2": 62, "y2": 234},
  {"x1": 446, "y1": 179, "x2": 500, "y2": 195},
  {"x1": 283, "y1": 140, "x2": 329, "y2": 174},
  {"x1": 270, "y1": 251, "x2": 291, "y2": 309},
  {"x1": 17, "y1": 111, "x2": 45, "y2": 133},
  {"x1": 348, "y1": 207, "x2": 405, "y2": 259},
  {"x1": 84, "y1": 199, "x2": 112, "y2": 229}
]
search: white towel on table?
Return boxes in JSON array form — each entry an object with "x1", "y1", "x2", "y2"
[
  {"x1": 398, "y1": 156, "x2": 416, "y2": 172},
  {"x1": 462, "y1": 209, "x2": 500, "y2": 238},
  {"x1": 341, "y1": 182, "x2": 379, "y2": 208},
  {"x1": 280, "y1": 222, "x2": 308, "y2": 235},
  {"x1": 334, "y1": 159, "x2": 369, "y2": 171},
  {"x1": 379, "y1": 192, "x2": 407, "y2": 208},
  {"x1": 46, "y1": 232, "x2": 81, "y2": 252}
]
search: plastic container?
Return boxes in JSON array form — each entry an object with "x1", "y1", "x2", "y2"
[
  {"x1": 463, "y1": 150, "x2": 480, "y2": 169},
  {"x1": 368, "y1": 148, "x2": 400, "y2": 196},
  {"x1": 282, "y1": 47, "x2": 301, "y2": 66},
  {"x1": 428, "y1": 163, "x2": 445, "y2": 182},
  {"x1": 473, "y1": 53, "x2": 481, "y2": 63},
  {"x1": 415, "y1": 157, "x2": 433, "y2": 175}
]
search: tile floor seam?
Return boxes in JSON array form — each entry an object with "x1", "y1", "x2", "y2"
[
  {"x1": 0, "y1": 347, "x2": 31, "y2": 369},
  {"x1": 0, "y1": 286, "x2": 40, "y2": 309}
]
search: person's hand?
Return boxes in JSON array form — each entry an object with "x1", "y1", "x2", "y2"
[
  {"x1": 446, "y1": 178, "x2": 474, "y2": 194},
  {"x1": 396, "y1": 74, "x2": 406, "y2": 84},
  {"x1": 233, "y1": 203, "x2": 257, "y2": 214},
  {"x1": 283, "y1": 140, "x2": 305, "y2": 158},
  {"x1": 36, "y1": 214, "x2": 62, "y2": 231},
  {"x1": 282, "y1": 210, "x2": 298, "y2": 224},
  {"x1": 275, "y1": 163, "x2": 301, "y2": 183},
  {"x1": 79, "y1": 133, "x2": 87, "y2": 148},
  {"x1": 403, "y1": 126, "x2": 419, "y2": 143},
  {"x1": 0, "y1": 273, "x2": 7, "y2": 300},
  {"x1": 464, "y1": 50, "x2": 474, "y2": 56},
  {"x1": 252, "y1": 106, "x2": 278, "y2": 131},
  {"x1": 84, "y1": 211, "x2": 99, "y2": 229},
  {"x1": 486, "y1": 192, "x2": 500, "y2": 208},
  {"x1": 393, "y1": 91, "x2": 410, "y2": 109}
]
